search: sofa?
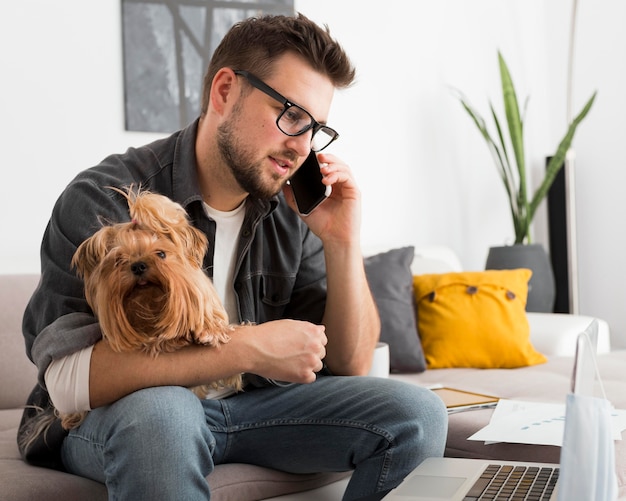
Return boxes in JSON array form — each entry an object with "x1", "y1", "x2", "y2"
[{"x1": 2, "y1": 245, "x2": 626, "y2": 500}]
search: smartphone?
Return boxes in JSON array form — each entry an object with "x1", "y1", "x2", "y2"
[{"x1": 289, "y1": 150, "x2": 332, "y2": 216}]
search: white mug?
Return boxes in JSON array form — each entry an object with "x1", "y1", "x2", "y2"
[{"x1": 367, "y1": 342, "x2": 390, "y2": 378}]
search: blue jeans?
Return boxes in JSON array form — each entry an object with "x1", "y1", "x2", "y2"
[{"x1": 61, "y1": 376, "x2": 447, "y2": 500}]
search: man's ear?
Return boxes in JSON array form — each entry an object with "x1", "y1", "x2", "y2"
[{"x1": 210, "y1": 68, "x2": 239, "y2": 116}]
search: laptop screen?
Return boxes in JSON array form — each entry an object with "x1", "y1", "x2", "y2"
[{"x1": 571, "y1": 319, "x2": 599, "y2": 396}]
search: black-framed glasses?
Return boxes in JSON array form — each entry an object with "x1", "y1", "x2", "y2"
[{"x1": 234, "y1": 70, "x2": 339, "y2": 152}]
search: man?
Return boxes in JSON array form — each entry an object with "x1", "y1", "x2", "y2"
[{"x1": 20, "y1": 13, "x2": 447, "y2": 500}]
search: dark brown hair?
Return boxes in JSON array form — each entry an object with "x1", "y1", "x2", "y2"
[{"x1": 200, "y1": 13, "x2": 355, "y2": 114}]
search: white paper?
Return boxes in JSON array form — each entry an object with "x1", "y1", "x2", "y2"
[{"x1": 469, "y1": 399, "x2": 626, "y2": 447}]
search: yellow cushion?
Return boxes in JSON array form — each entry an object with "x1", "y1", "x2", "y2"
[{"x1": 413, "y1": 269, "x2": 547, "y2": 369}]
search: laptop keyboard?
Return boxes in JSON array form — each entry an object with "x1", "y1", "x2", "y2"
[{"x1": 463, "y1": 464, "x2": 559, "y2": 500}]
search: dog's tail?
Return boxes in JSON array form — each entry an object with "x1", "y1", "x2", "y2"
[
  {"x1": 17, "y1": 404, "x2": 58, "y2": 453},
  {"x1": 17, "y1": 402, "x2": 68, "y2": 471}
]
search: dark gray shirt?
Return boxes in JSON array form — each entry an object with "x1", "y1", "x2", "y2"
[{"x1": 23, "y1": 118, "x2": 327, "y2": 388}]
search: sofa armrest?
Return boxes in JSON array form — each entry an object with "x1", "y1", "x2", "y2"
[
  {"x1": 411, "y1": 245, "x2": 463, "y2": 274},
  {"x1": 527, "y1": 312, "x2": 611, "y2": 357}
]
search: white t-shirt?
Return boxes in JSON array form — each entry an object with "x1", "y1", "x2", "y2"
[
  {"x1": 45, "y1": 201, "x2": 246, "y2": 412},
  {"x1": 202, "y1": 200, "x2": 246, "y2": 324}
]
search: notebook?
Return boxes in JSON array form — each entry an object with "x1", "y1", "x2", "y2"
[
  {"x1": 431, "y1": 387, "x2": 499, "y2": 414},
  {"x1": 383, "y1": 319, "x2": 599, "y2": 501}
]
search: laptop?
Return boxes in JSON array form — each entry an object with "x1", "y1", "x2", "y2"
[{"x1": 383, "y1": 320, "x2": 599, "y2": 501}]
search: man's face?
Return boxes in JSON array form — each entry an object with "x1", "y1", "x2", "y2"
[{"x1": 217, "y1": 53, "x2": 335, "y2": 200}]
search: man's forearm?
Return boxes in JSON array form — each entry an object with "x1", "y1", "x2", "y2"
[
  {"x1": 88, "y1": 337, "x2": 251, "y2": 408},
  {"x1": 322, "y1": 242, "x2": 380, "y2": 376},
  {"x1": 88, "y1": 319, "x2": 329, "y2": 408}
]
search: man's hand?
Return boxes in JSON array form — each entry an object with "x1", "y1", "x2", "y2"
[
  {"x1": 283, "y1": 153, "x2": 361, "y2": 246},
  {"x1": 283, "y1": 152, "x2": 379, "y2": 376},
  {"x1": 240, "y1": 320, "x2": 328, "y2": 384}
]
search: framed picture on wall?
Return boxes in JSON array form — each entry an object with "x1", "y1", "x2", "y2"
[{"x1": 121, "y1": 0, "x2": 295, "y2": 133}]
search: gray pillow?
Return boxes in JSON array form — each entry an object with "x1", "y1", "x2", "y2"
[{"x1": 364, "y1": 246, "x2": 426, "y2": 373}]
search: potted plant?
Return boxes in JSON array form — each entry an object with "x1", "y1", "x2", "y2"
[{"x1": 456, "y1": 51, "x2": 596, "y2": 311}]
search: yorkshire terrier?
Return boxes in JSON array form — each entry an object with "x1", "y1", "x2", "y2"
[{"x1": 60, "y1": 187, "x2": 243, "y2": 429}]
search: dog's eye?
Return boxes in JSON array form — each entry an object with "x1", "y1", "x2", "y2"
[{"x1": 156, "y1": 251, "x2": 166, "y2": 259}]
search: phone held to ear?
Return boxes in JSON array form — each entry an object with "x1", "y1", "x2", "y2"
[{"x1": 289, "y1": 150, "x2": 332, "y2": 216}]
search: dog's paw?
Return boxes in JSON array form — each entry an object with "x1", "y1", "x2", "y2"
[
  {"x1": 190, "y1": 373, "x2": 244, "y2": 398},
  {"x1": 190, "y1": 385, "x2": 212, "y2": 399},
  {"x1": 194, "y1": 323, "x2": 234, "y2": 347},
  {"x1": 60, "y1": 411, "x2": 88, "y2": 430},
  {"x1": 225, "y1": 373, "x2": 244, "y2": 392}
]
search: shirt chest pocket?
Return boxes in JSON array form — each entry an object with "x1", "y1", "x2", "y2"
[{"x1": 260, "y1": 273, "x2": 296, "y2": 308}]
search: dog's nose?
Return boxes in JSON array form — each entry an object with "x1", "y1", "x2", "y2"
[{"x1": 130, "y1": 261, "x2": 148, "y2": 276}]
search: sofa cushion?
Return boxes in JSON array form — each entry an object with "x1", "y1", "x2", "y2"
[
  {"x1": 364, "y1": 246, "x2": 426, "y2": 373},
  {"x1": 0, "y1": 274, "x2": 39, "y2": 409},
  {"x1": 413, "y1": 269, "x2": 546, "y2": 369}
]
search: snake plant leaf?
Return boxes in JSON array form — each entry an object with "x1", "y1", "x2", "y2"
[
  {"x1": 456, "y1": 52, "x2": 596, "y2": 245},
  {"x1": 456, "y1": 92, "x2": 518, "y2": 224},
  {"x1": 499, "y1": 52, "x2": 526, "y2": 191},
  {"x1": 529, "y1": 90, "x2": 597, "y2": 221},
  {"x1": 489, "y1": 104, "x2": 519, "y2": 210},
  {"x1": 498, "y1": 52, "x2": 531, "y2": 242}
]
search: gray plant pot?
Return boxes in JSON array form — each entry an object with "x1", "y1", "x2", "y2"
[{"x1": 485, "y1": 243, "x2": 556, "y2": 313}]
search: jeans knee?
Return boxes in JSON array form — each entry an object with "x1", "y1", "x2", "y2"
[
  {"x1": 63, "y1": 386, "x2": 215, "y2": 498},
  {"x1": 109, "y1": 386, "x2": 213, "y2": 452},
  {"x1": 340, "y1": 379, "x2": 448, "y2": 499},
  {"x1": 376, "y1": 381, "x2": 448, "y2": 456}
]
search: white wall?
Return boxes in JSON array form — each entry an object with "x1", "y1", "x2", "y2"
[
  {"x1": 0, "y1": 2, "x2": 165, "y2": 272},
  {"x1": 2, "y1": 1, "x2": 625, "y2": 347}
]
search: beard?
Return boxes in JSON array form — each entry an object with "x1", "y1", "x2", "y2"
[{"x1": 217, "y1": 104, "x2": 293, "y2": 200}]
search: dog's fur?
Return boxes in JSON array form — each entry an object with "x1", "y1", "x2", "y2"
[{"x1": 59, "y1": 187, "x2": 243, "y2": 429}]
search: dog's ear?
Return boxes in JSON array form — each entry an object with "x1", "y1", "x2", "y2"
[
  {"x1": 128, "y1": 191, "x2": 208, "y2": 264},
  {"x1": 122, "y1": 188, "x2": 208, "y2": 265},
  {"x1": 129, "y1": 191, "x2": 188, "y2": 234},
  {"x1": 71, "y1": 226, "x2": 119, "y2": 278},
  {"x1": 183, "y1": 225, "x2": 209, "y2": 267}
]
